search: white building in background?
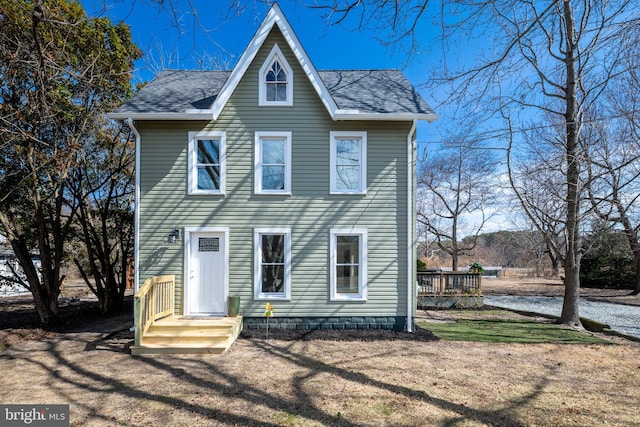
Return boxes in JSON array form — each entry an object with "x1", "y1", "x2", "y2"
[{"x1": 0, "y1": 240, "x2": 38, "y2": 297}]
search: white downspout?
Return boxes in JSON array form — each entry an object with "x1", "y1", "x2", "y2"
[
  {"x1": 407, "y1": 120, "x2": 417, "y2": 332},
  {"x1": 127, "y1": 117, "x2": 141, "y2": 300}
]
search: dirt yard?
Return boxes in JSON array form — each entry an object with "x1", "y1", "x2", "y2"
[
  {"x1": 0, "y1": 279, "x2": 639, "y2": 426},
  {"x1": 482, "y1": 277, "x2": 640, "y2": 305}
]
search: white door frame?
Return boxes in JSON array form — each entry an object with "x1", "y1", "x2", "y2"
[{"x1": 183, "y1": 226, "x2": 230, "y2": 316}]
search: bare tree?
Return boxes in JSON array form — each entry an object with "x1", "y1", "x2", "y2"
[
  {"x1": 70, "y1": 122, "x2": 136, "y2": 313},
  {"x1": 417, "y1": 133, "x2": 497, "y2": 271},
  {"x1": 507, "y1": 118, "x2": 574, "y2": 280}
]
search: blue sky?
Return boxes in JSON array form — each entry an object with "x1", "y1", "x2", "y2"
[{"x1": 82, "y1": 1, "x2": 438, "y2": 84}]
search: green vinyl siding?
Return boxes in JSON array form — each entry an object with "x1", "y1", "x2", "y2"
[{"x1": 137, "y1": 28, "x2": 413, "y2": 318}]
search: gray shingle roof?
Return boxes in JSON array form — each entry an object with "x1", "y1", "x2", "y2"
[
  {"x1": 113, "y1": 69, "x2": 434, "y2": 117},
  {"x1": 319, "y1": 70, "x2": 433, "y2": 115},
  {"x1": 115, "y1": 70, "x2": 231, "y2": 115}
]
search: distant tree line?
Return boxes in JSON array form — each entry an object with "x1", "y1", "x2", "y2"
[{"x1": 419, "y1": 228, "x2": 637, "y2": 290}]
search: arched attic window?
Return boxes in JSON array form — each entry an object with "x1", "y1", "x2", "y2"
[{"x1": 259, "y1": 44, "x2": 293, "y2": 106}]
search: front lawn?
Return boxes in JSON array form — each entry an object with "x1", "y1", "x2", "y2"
[{"x1": 418, "y1": 318, "x2": 610, "y2": 344}]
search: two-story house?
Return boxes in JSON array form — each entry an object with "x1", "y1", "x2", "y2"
[{"x1": 110, "y1": 4, "x2": 436, "y2": 354}]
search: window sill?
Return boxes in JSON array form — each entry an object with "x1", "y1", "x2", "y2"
[
  {"x1": 254, "y1": 192, "x2": 292, "y2": 196},
  {"x1": 258, "y1": 101, "x2": 294, "y2": 107},
  {"x1": 329, "y1": 191, "x2": 367, "y2": 196},
  {"x1": 330, "y1": 296, "x2": 367, "y2": 302},
  {"x1": 188, "y1": 191, "x2": 226, "y2": 196},
  {"x1": 254, "y1": 295, "x2": 290, "y2": 301}
]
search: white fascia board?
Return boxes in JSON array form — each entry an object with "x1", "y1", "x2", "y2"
[
  {"x1": 334, "y1": 111, "x2": 439, "y2": 122},
  {"x1": 208, "y1": 20, "x2": 271, "y2": 120},
  {"x1": 273, "y1": 7, "x2": 339, "y2": 117},
  {"x1": 107, "y1": 112, "x2": 214, "y2": 121},
  {"x1": 209, "y1": 3, "x2": 339, "y2": 120}
]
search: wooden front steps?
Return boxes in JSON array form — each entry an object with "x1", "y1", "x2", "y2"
[{"x1": 131, "y1": 316, "x2": 243, "y2": 355}]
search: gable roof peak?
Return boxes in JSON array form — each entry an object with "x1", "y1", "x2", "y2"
[{"x1": 204, "y1": 3, "x2": 338, "y2": 119}]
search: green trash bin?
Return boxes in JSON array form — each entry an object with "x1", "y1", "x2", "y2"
[{"x1": 227, "y1": 296, "x2": 240, "y2": 317}]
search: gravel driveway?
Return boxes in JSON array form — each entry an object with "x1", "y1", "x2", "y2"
[{"x1": 485, "y1": 295, "x2": 640, "y2": 338}]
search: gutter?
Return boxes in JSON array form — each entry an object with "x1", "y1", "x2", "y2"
[
  {"x1": 406, "y1": 120, "x2": 418, "y2": 332},
  {"x1": 335, "y1": 111, "x2": 438, "y2": 122},
  {"x1": 109, "y1": 112, "x2": 213, "y2": 121},
  {"x1": 107, "y1": 111, "x2": 440, "y2": 123},
  {"x1": 127, "y1": 118, "x2": 141, "y2": 297}
]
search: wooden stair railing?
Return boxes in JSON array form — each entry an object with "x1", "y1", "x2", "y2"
[{"x1": 134, "y1": 275, "x2": 175, "y2": 347}]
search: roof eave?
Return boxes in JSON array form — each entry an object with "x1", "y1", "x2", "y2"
[
  {"x1": 333, "y1": 111, "x2": 439, "y2": 122},
  {"x1": 107, "y1": 112, "x2": 214, "y2": 121}
]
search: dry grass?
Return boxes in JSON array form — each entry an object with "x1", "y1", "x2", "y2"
[
  {"x1": 0, "y1": 313, "x2": 639, "y2": 426},
  {"x1": 1, "y1": 279, "x2": 639, "y2": 426}
]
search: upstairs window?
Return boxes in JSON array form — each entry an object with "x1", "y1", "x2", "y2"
[
  {"x1": 330, "y1": 131, "x2": 367, "y2": 194},
  {"x1": 188, "y1": 131, "x2": 226, "y2": 195},
  {"x1": 259, "y1": 44, "x2": 293, "y2": 106},
  {"x1": 255, "y1": 132, "x2": 292, "y2": 195}
]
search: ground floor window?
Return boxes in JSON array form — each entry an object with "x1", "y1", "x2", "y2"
[
  {"x1": 330, "y1": 228, "x2": 368, "y2": 301},
  {"x1": 254, "y1": 228, "x2": 291, "y2": 300}
]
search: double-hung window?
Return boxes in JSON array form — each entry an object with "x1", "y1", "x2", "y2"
[
  {"x1": 255, "y1": 132, "x2": 291, "y2": 194},
  {"x1": 330, "y1": 131, "x2": 367, "y2": 194},
  {"x1": 259, "y1": 44, "x2": 293, "y2": 106},
  {"x1": 330, "y1": 229, "x2": 367, "y2": 301},
  {"x1": 254, "y1": 228, "x2": 291, "y2": 300},
  {"x1": 188, "y1": 131, "x2": 226, "y2": 194}
]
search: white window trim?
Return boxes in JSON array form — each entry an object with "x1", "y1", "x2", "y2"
[
  {"x1": 254, "y1": 131, "x2": 292, "y2": 195},
  {"x1": 258, "y1": 43, "x2": 294, "y2": 106},
  {"x1": 330, "y1": 131, "x2": 367, "y2": 194},
  {"x1": 188, "y1": 130, "x2": 226, "y2": 195},
  {"x1": 254, "y1": 228, "x2": 292, "y2": 301},
  {"x1": 330, "y1": 228, "x2": 368, "y2": 301}
]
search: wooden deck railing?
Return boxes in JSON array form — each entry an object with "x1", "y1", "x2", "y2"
[
  {"x1": 417, "y1": 271, "x2": 482, "y2": 296},
  {"x1": 134, "y1": 275, "x2": 175, "y2": 347}
]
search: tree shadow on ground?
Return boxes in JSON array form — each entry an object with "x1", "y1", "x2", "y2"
[
  {"x1": 0, "y1": 297, "x2": 133, "y2": 332},
  {"x1": 1, "y1": 324, "x2": 554, "y2": 426}
]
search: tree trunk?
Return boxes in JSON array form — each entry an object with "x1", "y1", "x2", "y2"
[
  {"x1": 451, "y1": 216, "x2": 458, "y2": 271},
  {"x1": 634, "y1": 252, "x2": 640, "y2": 295},
  {"x1": 98, "y1": 285, "x2": 123, "y2": 313},
  {"x1": 30, "y1": 280, "x2": 58, "y2": 326},
  {"x1": 451, "y1": 249, "x2": 458, "y2": 271},
  {"x1": 561, "y1": 258, "x2": 581, "y2": 326},
  {"x1": 560, "y1": 0, "x2": 582, "y2": 326},
  {"x1": 2, "y1": 222, "x2": 60, "y2": 326},
  {"x1": 100, "y1": 275, "x2": 125, "y2": 313},
  {"x1": 549, "y1": 254, "x2": 559, "y2": 278}
]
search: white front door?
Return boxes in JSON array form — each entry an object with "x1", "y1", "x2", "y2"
[{"x1": 187, "y1": 231, "x2": 226, "y2": 315}]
